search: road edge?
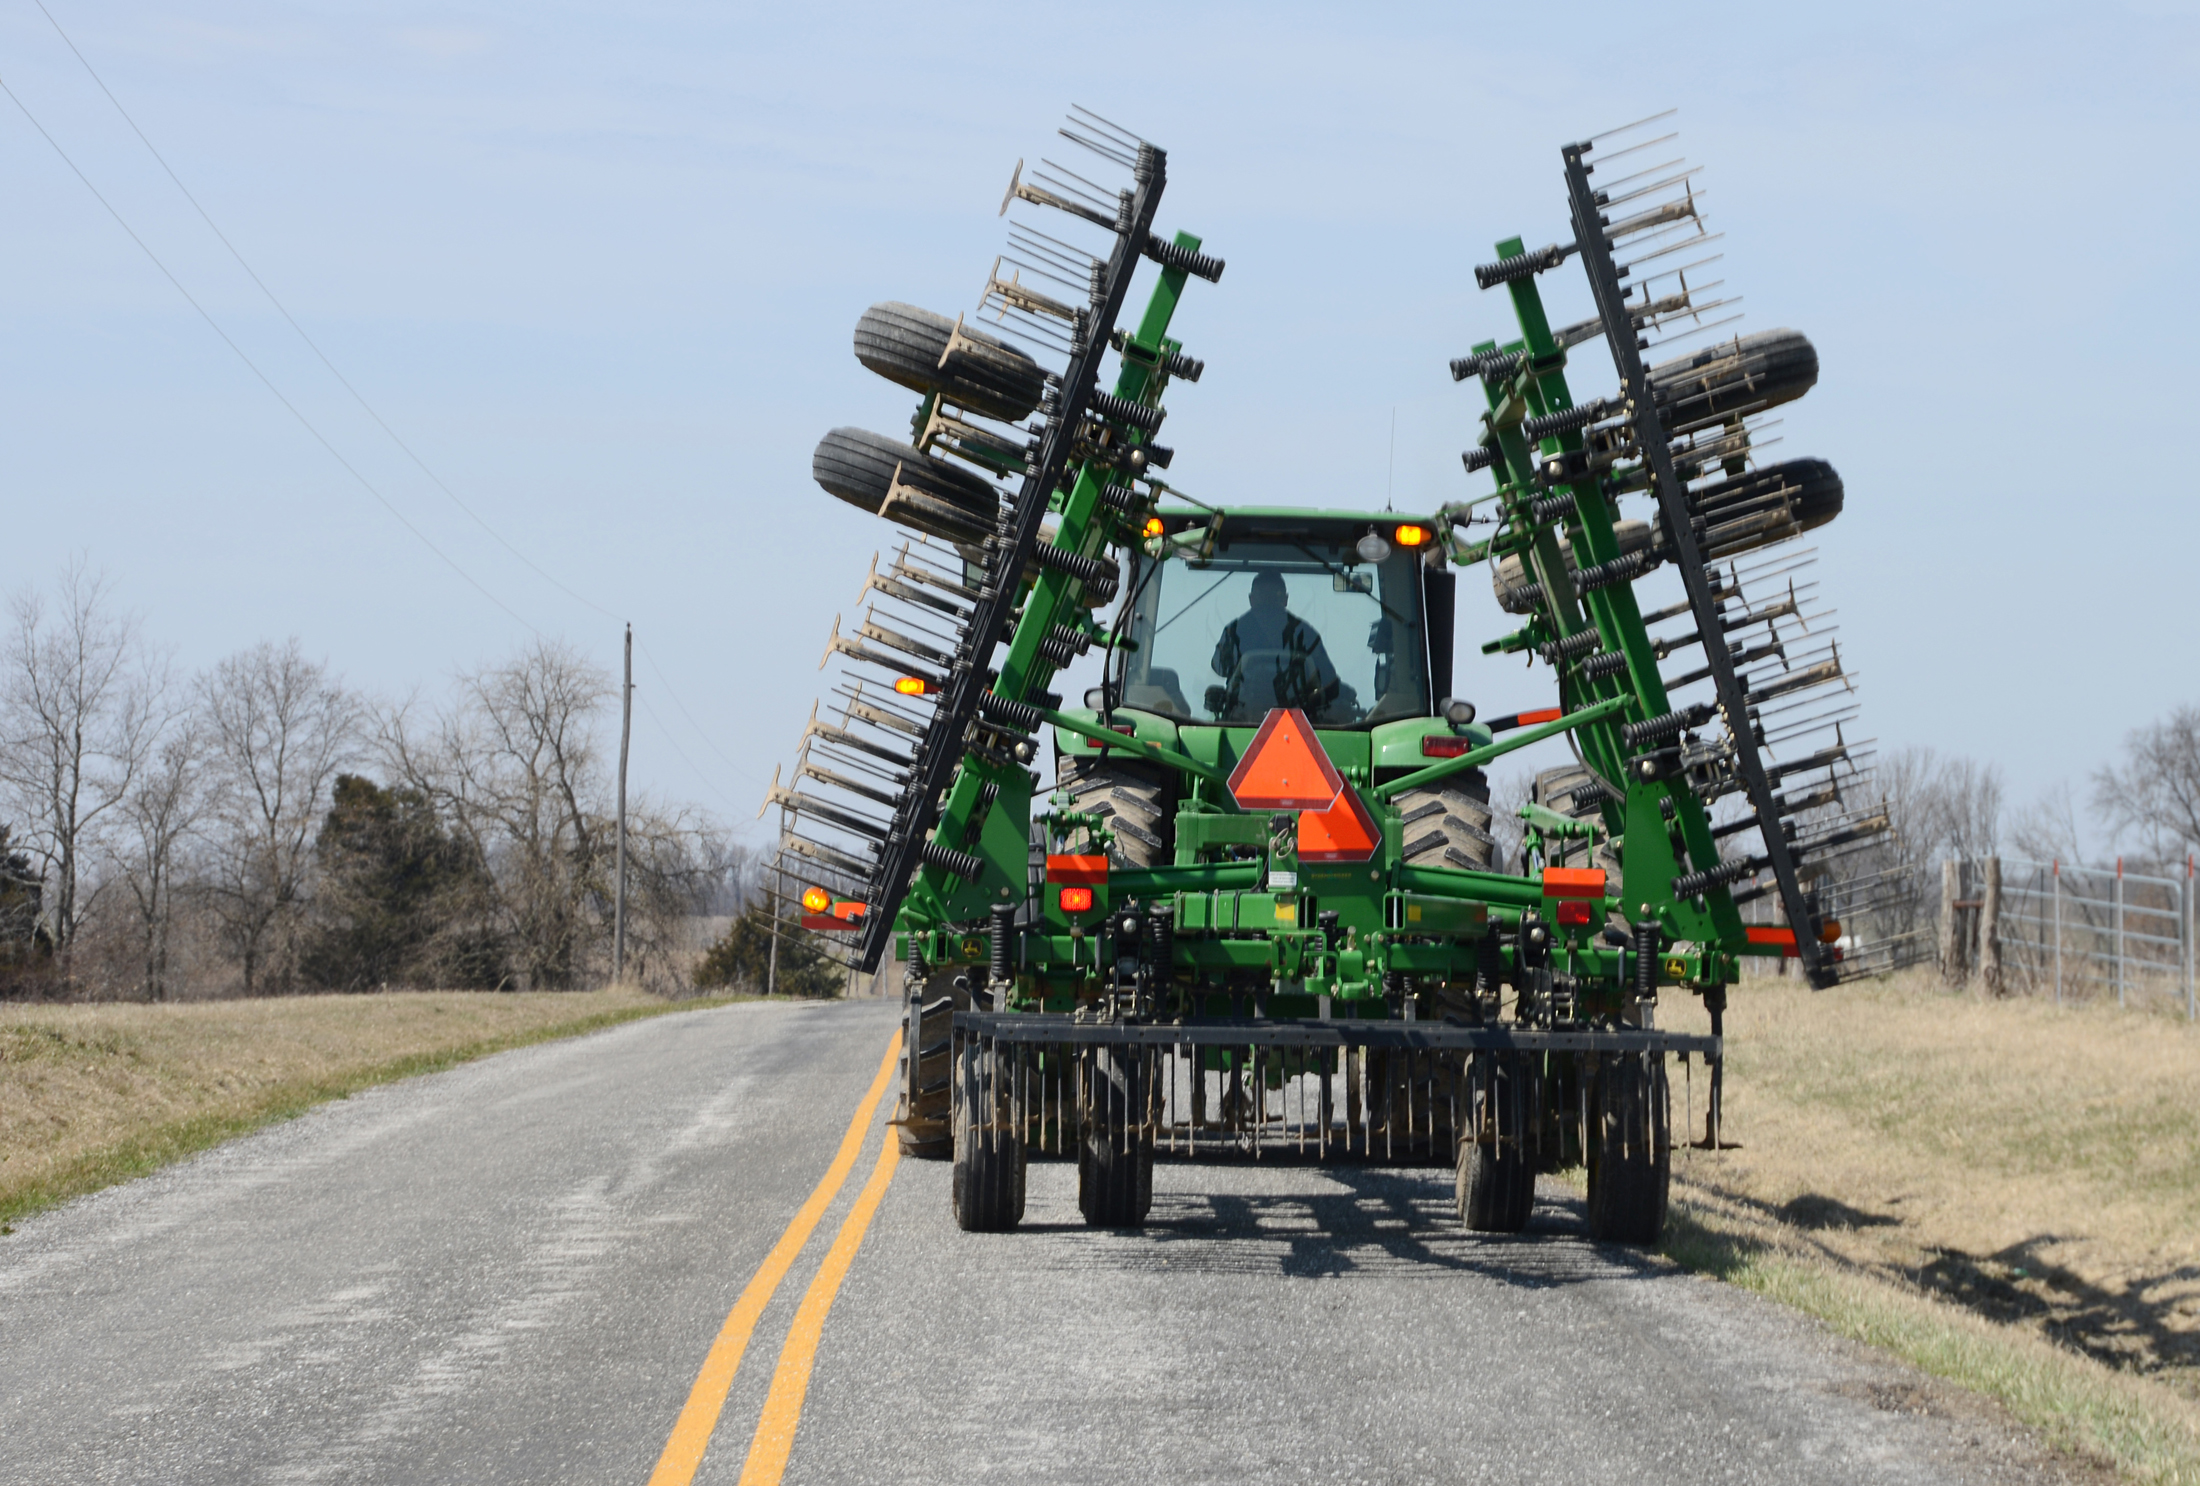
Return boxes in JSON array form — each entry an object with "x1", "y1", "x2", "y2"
[
  {"x1": 1663, "y1": 1182, "x2": 2200, "y2": 1484},
  {"x1": 0, "y1": 992, "x2": 773, "y2": 1230}
]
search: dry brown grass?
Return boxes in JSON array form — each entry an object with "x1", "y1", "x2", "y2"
[
  {"x1": 1660, "y1": 967, "x2": 2200, "y2": 1480},
  {"x1": 0, "y1": 989, "x2": 745, "y2": 1226}
]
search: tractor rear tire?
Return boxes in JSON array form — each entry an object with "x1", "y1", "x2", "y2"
[
  {"x1": 951, "y1": 1034, "x2": 1025, "y2": 1232},
  {"x1": 1056, "y1": 754, "x2": 1174, "y2": 869},
  {"x1": 1531, "y1": 765, "x2": 1624, "y2": 897},
  {"x1": 896, "y1": 970, "x2": 965, "y2": 1159},
  {"x1": 852, "y1": 301, "x2": 1047, "y2": 424},
  {"x1": 1078, "y1": 1044, "x2": 1153, "y2": 1228},
  {"x1": 1396, "y1": 770, "x2": 1500, "y2": 872},
  {"x1": 1585, "y1": 1052, "x2": 1670, "y2": 1247}
]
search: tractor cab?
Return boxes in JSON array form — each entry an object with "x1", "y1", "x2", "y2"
[{"x1": 1109, "y1": 511, "x2": 1455, "y2": 729}]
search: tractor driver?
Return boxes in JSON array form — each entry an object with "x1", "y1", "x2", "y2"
[{"x1": 1210, "y1": 570, "x2": 1342, "y2": 715}]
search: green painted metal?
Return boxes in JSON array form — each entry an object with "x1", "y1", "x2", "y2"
[{"x1": 866, "y1": 169, "x2": 1825, "y2": 1074}]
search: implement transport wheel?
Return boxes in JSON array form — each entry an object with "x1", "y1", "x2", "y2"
[
  {"x1": 1586, "y1": 1052, "x2": 1670, "y2": 1247},
  {"x1": 1396, "y1": 768, "x2": 1499, "y2": 872},
  {"x1": 852, "y1": 301, "x2": 1047, "y2": 424},
  {"x1": 1078, "y1": 1044, "x2": 1154, "y2": 1229},
  {"x1": 896, "y1": 971, "x2": 965, "y2": 1159},
  {"x1": 951, "y1": 1034, "x2": 1025, "y2": 1232},
  {"x1": 1456, "y1": 1140, "x2": 1535, "y2": 1233},
  {"x1": 1455, "y1": 1053, "x2": 1535, "y2": 1232},
  {"x1": 1056, "y1": 754, "x2": 1174, "y2": 869}
]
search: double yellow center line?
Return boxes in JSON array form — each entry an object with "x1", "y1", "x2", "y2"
[{"x1": 648, "y1": 1029, "x2": 904, "y2": 1486}]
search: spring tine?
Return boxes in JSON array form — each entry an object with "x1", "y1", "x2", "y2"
[{"x1": 1588, "y1": 107, "x2": 1678, "y2": 144}]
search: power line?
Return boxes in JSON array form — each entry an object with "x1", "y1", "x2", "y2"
[
  {"x1": 0, "y1": 71, "x2": 542, "y2": 636},
  {"x1": 29, "y1": 0, "x2": 623, "y2": 627},
  {"x1": 18, "y1": 12, "x2": 764, "y2": 808},
  {"x1": 635, "y1": 634, "x2": 769, "y2": 791},
  {"x1": 632, "y1": 686, "x2": 753, "y2": 821}
]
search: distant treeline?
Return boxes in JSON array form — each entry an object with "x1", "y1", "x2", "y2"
[{"x1": 0, "y1": 562, "x2": 811, "y2": 1001}]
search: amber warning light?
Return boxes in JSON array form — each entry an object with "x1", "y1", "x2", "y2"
[
  {"x1": 894, "y1": 677, "x2": 930, "y2": 697},
  {"x1": 800, "y1": 886, "x2": 830, "y2": 913},
  {"x1": 1392, "y1": 523, "x2": 1429, "y2": 548}
]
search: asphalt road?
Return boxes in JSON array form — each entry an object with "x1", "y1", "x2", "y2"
[{"x1": 1, "y1": 998, "x2": 2081, "y2": 1484}]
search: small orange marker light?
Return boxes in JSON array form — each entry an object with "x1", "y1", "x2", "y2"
[
  {"x1": 1142, "y1": 516, "x2": 1166, "y2": 539},
  {"x1": 894, "y1": 676, "x2": 929, "y2": 696},
  {"x1": 801, "y1": 885, "x2": 830, "y2": 913},
  {"x1": 1059, "y1": 886, "x2": 1095, "y2": 913},
  {"x1": 1393, "y1": 523, "x2": 1429, "y2": 548}
]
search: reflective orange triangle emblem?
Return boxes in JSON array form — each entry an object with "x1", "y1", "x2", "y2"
[
  {"x1": 1298, "y1": 781, "x2": 1382, "y2": 863},
  {"x1": 1226, "y1": 708, "x2": 1343, "y2": 811}
]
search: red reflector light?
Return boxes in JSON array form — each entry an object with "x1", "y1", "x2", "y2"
[
  {"x1": 1746, "y1": 925, "x2": 1802, "y2": 957},
  {"x1": 1541, "y1": 866, "x2": 1607, "y2": 899},
  {"x1": 1420, "y1": 734, "x2": 1471, "y2": 758},
  {"x1": 1555, "y1": 899, "x2": 1593, "y2": 927},
  {"x1": 1058, "y1": 886, "x2": 1094, "y2": 913}
]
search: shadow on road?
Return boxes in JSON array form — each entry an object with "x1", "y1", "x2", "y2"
[{"x1": 1016, "y1": 1167, "x2": 1668, "y2": 1288}]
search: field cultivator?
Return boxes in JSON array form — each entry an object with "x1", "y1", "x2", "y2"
[{"x1": 762, "y1": 109, "x2": 1891, "y2": 1245}]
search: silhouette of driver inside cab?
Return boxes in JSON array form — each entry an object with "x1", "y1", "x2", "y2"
[{"x1": 1208, "y1": 570, "x2": 1344, "y2": 718}]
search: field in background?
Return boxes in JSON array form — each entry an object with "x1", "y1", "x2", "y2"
[
  {"x1": 1663, "y1": 968, "x2": 2200, "y2": 1480},
  {"x1": 0, "y1": 989, "x2": 747, "y2": 1225}
]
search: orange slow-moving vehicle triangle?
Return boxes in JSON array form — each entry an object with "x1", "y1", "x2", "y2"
[
  {"x1": 1298, "y1": 781, "x2": 1381, "y2": 863},
  {"x1": 1227, "y1": 708, "x2": 1343, "y2": 811}
]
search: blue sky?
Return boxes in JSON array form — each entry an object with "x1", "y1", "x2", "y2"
[{"x1": 3, "y1": 2, "x2": 2193, "y2": 847}]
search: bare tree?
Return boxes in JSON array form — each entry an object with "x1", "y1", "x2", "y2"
[
  {"x1": 1879, "y1": 746, "x2": 2003, "y2": 871},
  {"x1": 2094, "y1": 703, "x2": 2200, "y2": 865},
  {"x1": 112, "y1": 718, "x2": 208, "y2": 1000},
  {"x1": 0, "y1": 562, "x2": 161, "y2": 960},
  {"x1": 199, "y1": 641, "x2": 359, "y2": 994},
  {"x1": 383, "y1": 640, "x2": 611, "y2": 990},
  {"x1": 2010, "y1": 780, "x2": 2089, "y2": 867}
]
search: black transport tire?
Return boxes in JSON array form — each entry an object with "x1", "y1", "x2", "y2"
[
  {"x1": 1690, "y1": 457, "x2": 1844, "y2": 541},
  {"x1": 853, "y1": 301, "x2": 1046, "y2": 424},
  {"x1": 896, "y1": 970, "x2": 965, "y2": 1159},
  {"x1": 1396, "y1": 769, "x2": 1499, "y2": 872},
  {"x1": 1456, "y1": 1140, "x2": 1536, "y2": 1233},
  {"x1": 1455, "y1": 1052, "x2": 1536, "y2": 1232},
  {"x1": 811, "y1": 426, "x2": 1002, "y2": 540},
  {"x1": 1649, "y1": 328, "x2": 1818, "y2": 425},
  {"x1": 1056, "y1": 753, "x2": 1174, "y2": 870},
  {"x1": 951, "y1": 1034, "x2": 1026, "y2": 1232},
  {"x1": 1585, "y1": 1052, "x2": 1670, "y2": 1247},
  {"x1": 1078, "y1": 1044, "x2": 1153, "y2": 1228}
]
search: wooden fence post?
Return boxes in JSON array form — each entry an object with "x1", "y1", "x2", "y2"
[
  {"x1": 1940, "y1": 860, "x2": 1964, "y2": 986},
  {"x1": 1979, "y1": 856, "x2": 2003, "y2": 996}
]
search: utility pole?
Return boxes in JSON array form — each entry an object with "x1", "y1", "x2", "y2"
[{"x1": 614, "y1": 623, "x2": 632, "y2": 984}]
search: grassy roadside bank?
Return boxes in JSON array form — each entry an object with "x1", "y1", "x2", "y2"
[
  {"x1": 1660, "y1": 970, "x2": 2200, "y2": 1483},
  {"x1": 0, "y1": 989, "x2": 751, "y2": 1228}
]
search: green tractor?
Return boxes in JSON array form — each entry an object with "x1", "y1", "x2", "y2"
[{"x1": 766, "y1": 109, "x2": 1886, "y2": 1245}]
